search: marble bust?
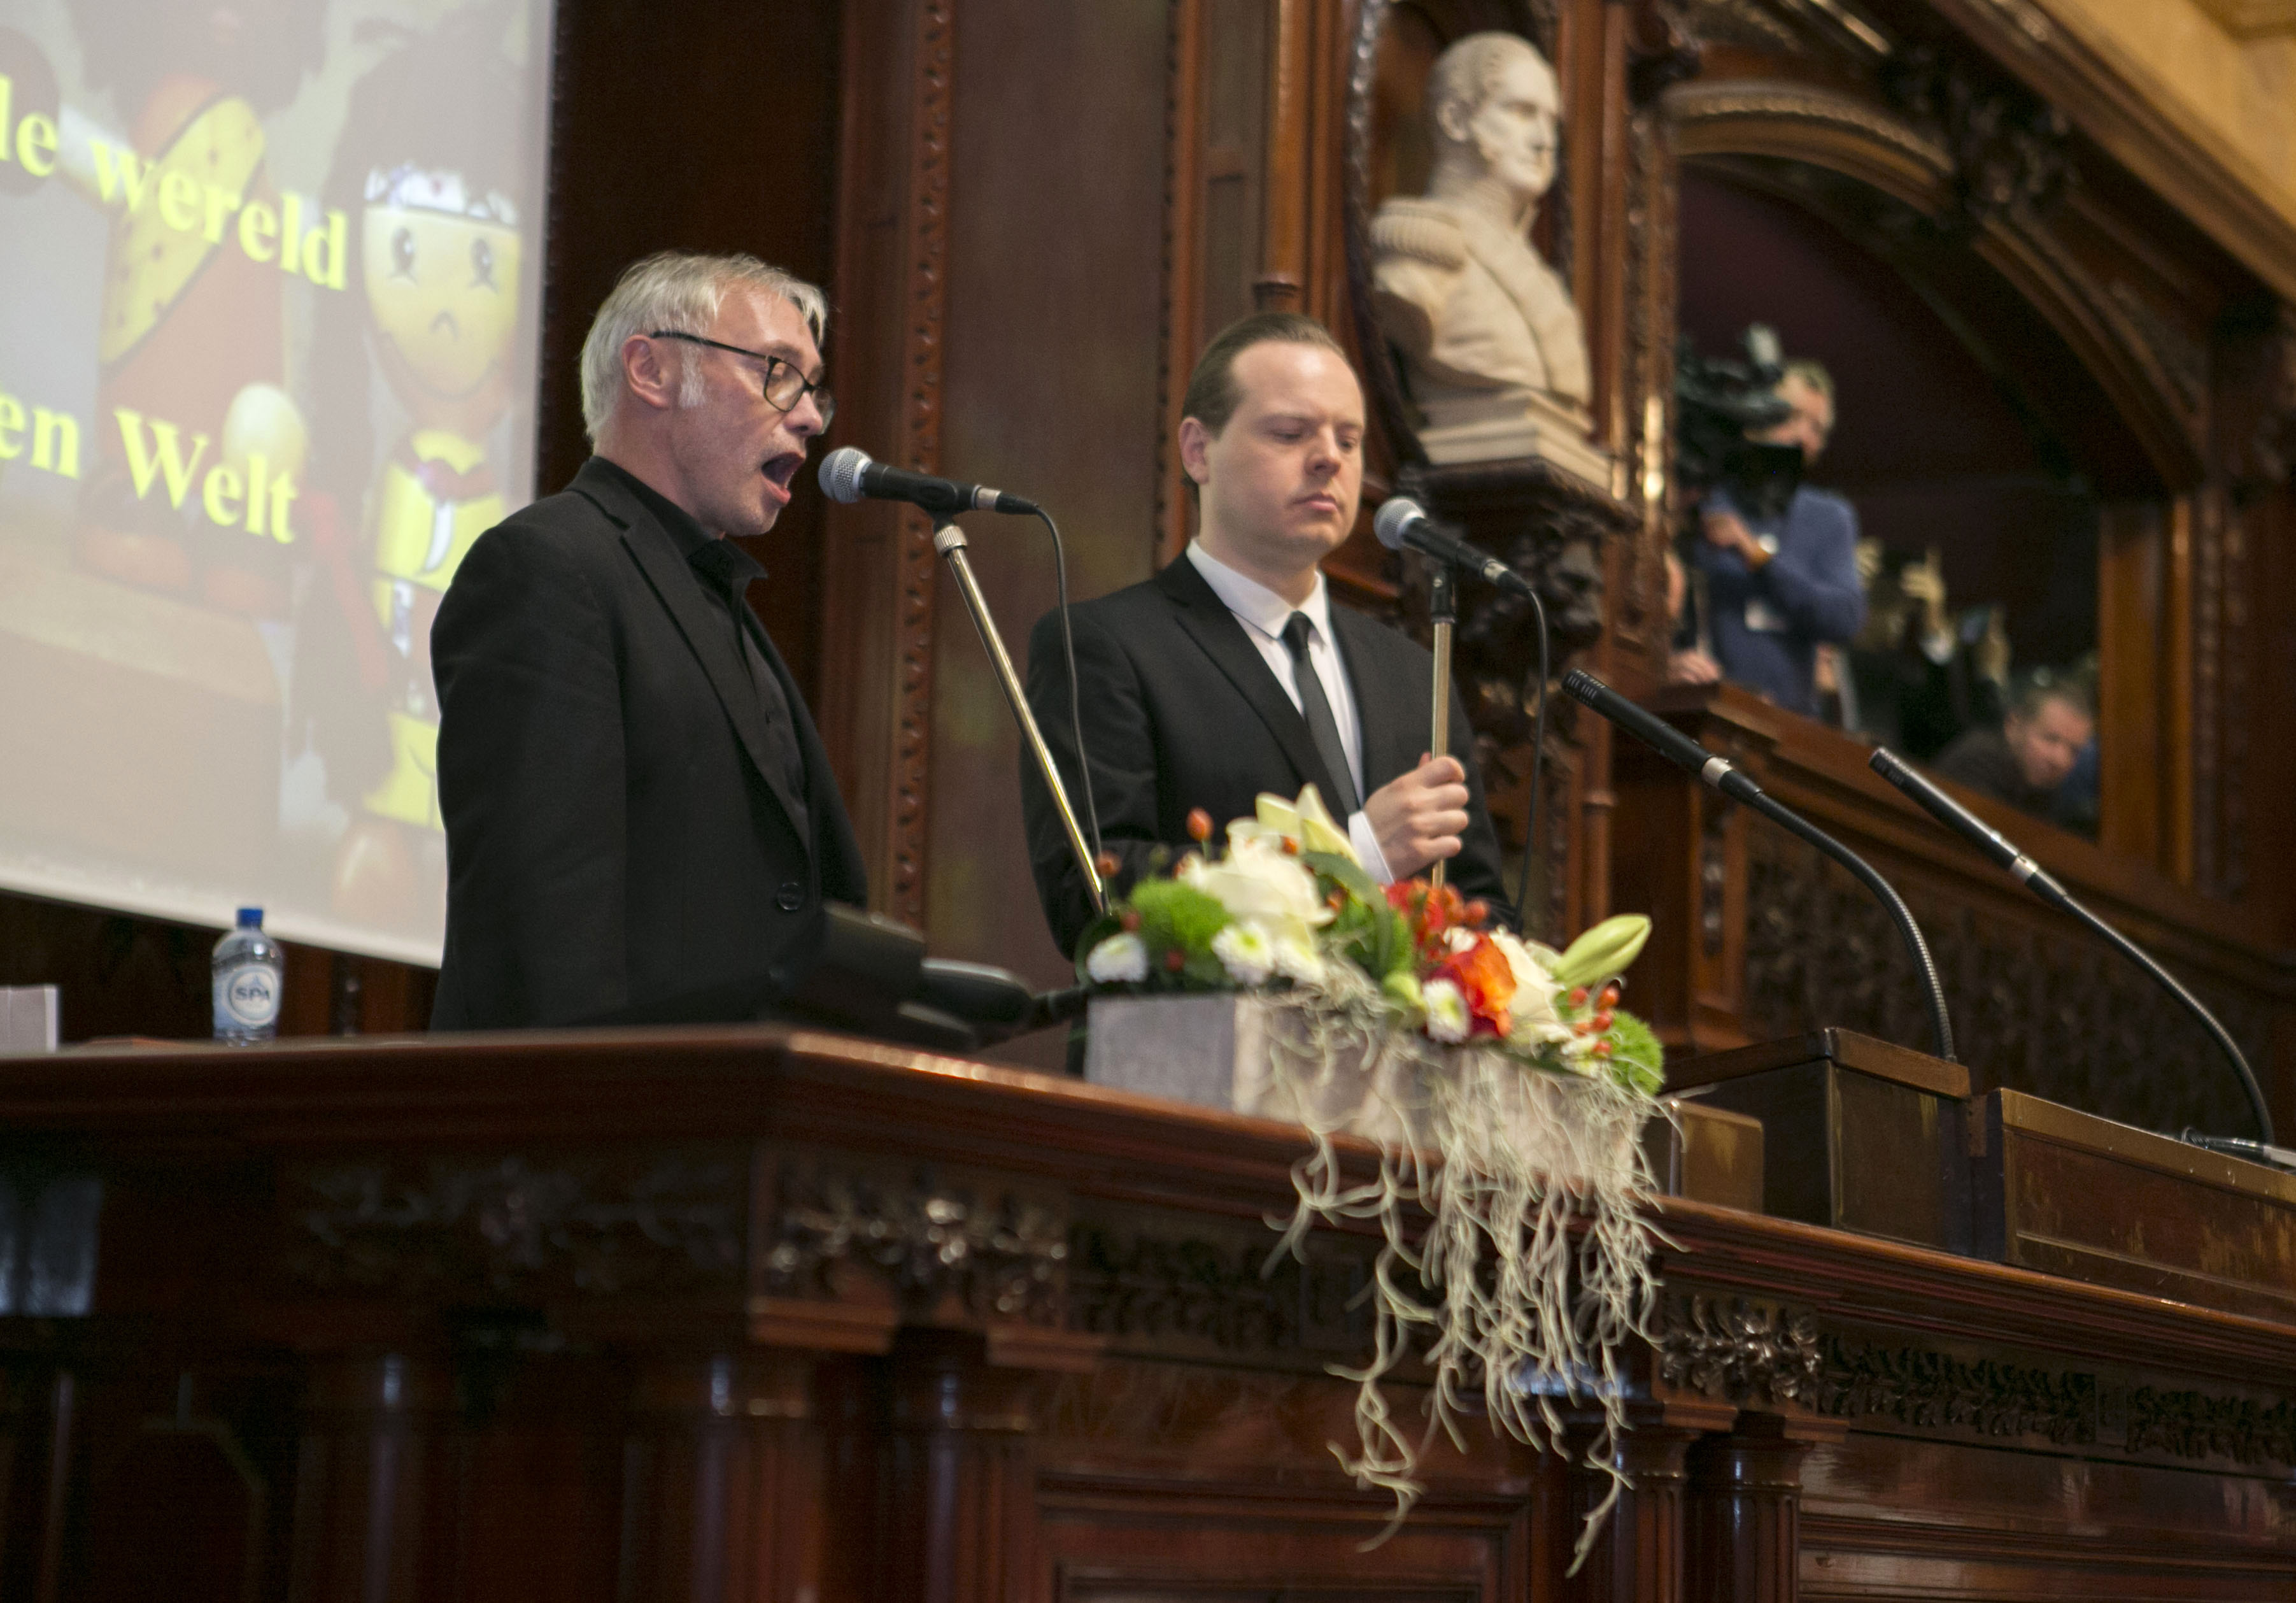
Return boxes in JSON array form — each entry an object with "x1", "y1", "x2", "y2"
[{"x1": 1371, "y1": 32, "x2": 1609, "y2": 485}]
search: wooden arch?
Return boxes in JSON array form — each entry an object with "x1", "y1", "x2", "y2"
[{"x1": 1665, "y1": 76, "x2": 2207, "y2": 491}]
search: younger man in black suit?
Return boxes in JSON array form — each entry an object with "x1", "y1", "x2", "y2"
[
  {"x1": 430, "y1": 252, "x2": 865, "y2": 1029},
  {"x1": 1021, "y1": 313, "x2": 1513, "y2": 956}
]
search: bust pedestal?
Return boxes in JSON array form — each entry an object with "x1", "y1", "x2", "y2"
[{"x1": 1415, "y1": 387, "x2": 1617, "y2": 492}]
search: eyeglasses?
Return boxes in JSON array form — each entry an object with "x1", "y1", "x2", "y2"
[{"x1": 647, "y1": 330, "x2": 835, "y2": 427}]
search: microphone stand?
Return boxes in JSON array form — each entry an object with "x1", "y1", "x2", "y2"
[
  {"x1": 933, "y1": 522, "x2": 1107, "y2": 918},
  {"x1": 1561, "y1": 671, "x2": 1957, "y2": 1062},
  {"x1": 1427, "y1": 564, "x2": 1455, "y2": 893},
  {"x1": 1869, "y1": 748, "x2": 2274, "y2": 1144}
]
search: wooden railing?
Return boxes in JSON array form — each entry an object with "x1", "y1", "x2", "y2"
[{"x1": 1608, "y1": 681, "x2": 2296, "y2": 1138}]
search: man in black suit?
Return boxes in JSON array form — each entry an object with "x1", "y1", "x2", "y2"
[
  {"x1": 430, "y1": 252, "x2": 865, "y2": 1029},
  {"x1": 1021, "y1": 313, "x2": 1513, "y2": 957}
]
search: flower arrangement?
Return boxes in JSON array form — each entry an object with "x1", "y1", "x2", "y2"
[
  {"x1": 1078, "y1": 787, "x2": 1662, "y2": 1096},
  {"x1": 1077, "y1": 787, "x2": 1665, "y2": 1571}
]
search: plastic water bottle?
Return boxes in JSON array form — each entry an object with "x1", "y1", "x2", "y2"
[{"x1": 212, "y1": 908, "x2": 283, "y2": 1043}]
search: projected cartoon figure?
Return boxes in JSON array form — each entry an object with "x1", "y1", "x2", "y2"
[
  {"x1": 65, "y1": 0, "x2": 322, "y2": 615},
  {"x1": 294, "y1": 11, "x2": 530, "y2": 930}
]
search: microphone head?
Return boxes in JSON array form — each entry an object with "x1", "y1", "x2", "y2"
[
  {"x1": 818, "y1": 446, "x2": 874, "y2": 505},
  {"x1": 1559, "y1": 668, "x2": 1601, "y2": 706},
  {"x1": 1372, "y1": 497, "x2": 1426, "y2": 553}
]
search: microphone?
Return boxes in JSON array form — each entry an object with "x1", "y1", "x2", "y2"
[
  {"x1": 1374, "y1": 497, "x2": 1533, "y2": 595},
  {"x1": 1870, "y1": 747, "x2": 2274, "y2": 1144},
  {"x1": 1868, "y1": 748, "x2": 2067, "y2": 903},
  {"x1": 1560, "y1": 670, "x2": 1957, "y2": 1062},
  {"x1": 1560, "y1": 669, "x2": 1763, "y2": 804},
  {"x1": 818, "y1": 446, "x2": 1039, "y2": 517}
]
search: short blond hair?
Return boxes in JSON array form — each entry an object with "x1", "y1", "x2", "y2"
[
  {"x1": 1782, "y1": 360, "x2": 1834, "y2": 407},
  {"x1": 579, "y1": 252, "x2": 828, "y2": 443}
]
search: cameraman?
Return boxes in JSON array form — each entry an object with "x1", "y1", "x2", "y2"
[{"x1": 1687, "y1": 362, "x2": 1866, "y2": 719}]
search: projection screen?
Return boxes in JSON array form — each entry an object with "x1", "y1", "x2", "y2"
[{"x1": 0, "y1": 1, "x2": 555, "y2": 965}]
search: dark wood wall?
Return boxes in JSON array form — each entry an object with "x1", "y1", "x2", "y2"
[{"x1": 925, "y1": 0, "x2": 1174, "y2": 1027}]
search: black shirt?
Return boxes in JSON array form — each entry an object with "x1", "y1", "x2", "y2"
[{"x1": 592, "y1": 459, "x2": 809, "y2": 832}]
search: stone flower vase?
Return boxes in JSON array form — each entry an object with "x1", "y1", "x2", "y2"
[{"x1": 1082, "y1": 992, "x2": 1428, "y2": 1147}]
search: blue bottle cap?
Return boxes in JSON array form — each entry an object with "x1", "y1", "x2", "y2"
[{"x1": 237, "y1": 907, "x2": 264, "y2": 927}]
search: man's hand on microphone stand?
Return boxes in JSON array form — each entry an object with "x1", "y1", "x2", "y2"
[{"x1": 1363, "y1": 754, "x2": 1471, "y2": 881}]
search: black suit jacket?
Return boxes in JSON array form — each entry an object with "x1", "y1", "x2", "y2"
[
  {"x1": 430, "y1": 457, "x2": 866, "y2": 1029},
  {"x1": 1021, "y1": 554, "x2": 1513, "y2": 956}
]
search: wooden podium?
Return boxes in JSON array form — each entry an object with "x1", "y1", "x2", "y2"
[{"x1": 0, "y1": 1026, "x2": 2290, "y2": 1601}]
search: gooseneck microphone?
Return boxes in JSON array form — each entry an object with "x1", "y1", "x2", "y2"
[
  {"x1": 1561, "y1": 670, "x2": 1957, "y2": 1062},
  {"x1": 1374, "y1": 497, "x2": 1534, "y2": 596},
  {"x1": 1870, "y1": 748, "x2": 2274, "y2": 1144},
  {"x1": 818, "y1": 446, "x2": 1039, "y2": 516}
]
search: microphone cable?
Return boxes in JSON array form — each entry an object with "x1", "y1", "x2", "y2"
[
  {"x1": 1513, "y1": 576, "x2": 1550, "y2": 929},
  {"x1": 1034, "y1": 508, "x2": 1105, "y2": 866}
]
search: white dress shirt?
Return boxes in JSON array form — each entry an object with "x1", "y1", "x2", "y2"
[{"x1": 1185, "y1": 541, "x2": 1395, "y2": 881}]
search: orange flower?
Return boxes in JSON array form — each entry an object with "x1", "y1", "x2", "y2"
[{"x1": 1430, "y1": 932, "x2": 1519, "y2": 1037}]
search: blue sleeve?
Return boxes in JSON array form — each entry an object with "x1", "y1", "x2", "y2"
[{"x1": 1759, "y1": 494, "x2": 1866, "y2": 644}]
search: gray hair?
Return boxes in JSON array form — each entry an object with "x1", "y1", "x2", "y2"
[{"x1": 578, "y1": 251, "x2": 828, "y2": 443}]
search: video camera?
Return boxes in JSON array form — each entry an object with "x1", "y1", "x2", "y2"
[{"x1": 1676, "y1": 324, "x2": 1804, "y2": 522}]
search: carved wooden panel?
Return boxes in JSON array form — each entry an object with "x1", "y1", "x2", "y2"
[
  {"x1": 1740, "y1": 830, "x2": 2269, "y2": 1135},
  {"x1": 758, "y1": 1155, "x2": 1068, "y2": 1327},
  {"x1": 285, "y1": 1147, "x2": 748, "y2": 1297}
]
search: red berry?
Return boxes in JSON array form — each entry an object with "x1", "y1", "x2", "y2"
[
  {"x1": 1282, "y1": 836, "x2": 1300, "y2": 854},
  {"x1": 1163, "y1": 948, "x2": 1187, "y2": 973},
  {"x1": 1592, "y1": 1011, "x2": 1614, "y2": 1032},
  {"x1": 1095, "y1": 851, "x2": 1121, "y2": 878},
  {"x1": 1186, "y1": 808, "x2": 1214, "y2": 842},
  {"x1": 1599, "y1": 983, "x2": 1622, "y2": 1008},
  {"x1": 1592, "y1": 1040, "x2": 1613, "y2": 1057},
  {"x1": 1119, "y1": 909, "x2": 1141, "y2": 932},
  {"x1": 1568, "y1": 987, "x2": 1588, "y2": 1008},
  {"x1": 1464, "y1": 899, "x2": 1489, "y2": 927}
]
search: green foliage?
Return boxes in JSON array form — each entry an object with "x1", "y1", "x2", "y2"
[
  {"x1": 1131, "y1": 878, "x2": 1231, "y2": 953},
  {"x1": 1603, "y1": 1008, "x2": 1664, "y2": 1097},
  {"x1": 1307, "y1": 850, "x2": 1412, "y2": 980}
]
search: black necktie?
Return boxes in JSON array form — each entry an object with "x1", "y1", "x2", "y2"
[
  {"x1": 1280, "y1": 611, "x2": 1360, "y2": 817},
  {"x1": 688, "y1": 540, "x2": 810, "y2": 830}
]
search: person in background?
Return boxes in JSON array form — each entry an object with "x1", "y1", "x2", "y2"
[
  {"x1": 1846, "y1": 544, "x2": 2008, "y2": 760},
  {"x1": 1932, "y1": 671, "x2": 2095, "y2": 829},
  {"x1": 1689, "y1": 360, "x2": 1865, "y2": 719},
  {"x1": 1663, "y1": 548, "x2": 1722, "y2": 686}
]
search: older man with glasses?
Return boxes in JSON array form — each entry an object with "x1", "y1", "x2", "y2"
[{"x1": 429, "y1": 251, "x2": 865, "y2": 1029}]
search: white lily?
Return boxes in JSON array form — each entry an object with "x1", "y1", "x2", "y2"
[
  {"x1": 1489, "y1": 928, "x2": 1564, "y2": 1033},
  {"x1": 1272, "y1": 936, "x2": 1326, "y2": 987},
  {"x1": 1231, "y1": 785, "x2": 1359, "y2": 866},
  {"x1": 1181, "y1": 833, "x2": 1333, "y2": 951}
]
